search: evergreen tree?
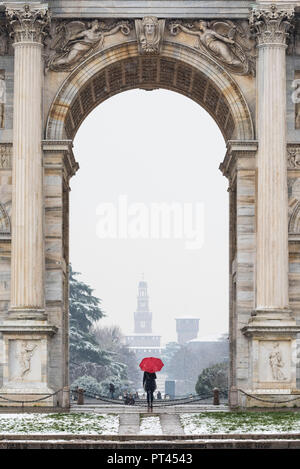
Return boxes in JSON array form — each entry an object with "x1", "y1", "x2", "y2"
[
  {"x1": 195, "y1": 362, "x2": 228, "y2": 396},
  {"x1": 69, "y1": 265, "x2": 110, "y2": 365},
  {"x1": 69, "y1": 266, "x2": 135, "y2": 394}
]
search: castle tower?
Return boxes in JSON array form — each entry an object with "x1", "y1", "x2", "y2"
[
  {"x1": 176, "y1": 317, "x2": 200, "y2": 344},
  {"x1": 134, "y1": 280, "x2": 152, "y2": 333},
  {"x1": 124, "y1": 277, "x2": 162, "y2": 366}
]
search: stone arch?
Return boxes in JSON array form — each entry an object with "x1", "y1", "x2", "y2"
[{"x1": 46, "y1": 42, "x2": 254, "y2": 142}]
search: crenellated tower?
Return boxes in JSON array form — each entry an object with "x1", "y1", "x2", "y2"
[{"x1": 134, "y1": 280, "x2": 152, "y2": 333}]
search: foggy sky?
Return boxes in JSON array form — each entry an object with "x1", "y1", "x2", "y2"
[{"x1": 70, "y1": 89, "x2": 228, "y2": 345}]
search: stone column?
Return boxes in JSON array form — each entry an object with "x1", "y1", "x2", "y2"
[
  {"x1": 250, "y1": 4, "x2": 293, "y2": 316},
  {"x1": 240, "y1": 5, "x2": 300, "y2": 406},
  {"x1": 6, "y1": 3, "x2": 50, "y2": 318}
]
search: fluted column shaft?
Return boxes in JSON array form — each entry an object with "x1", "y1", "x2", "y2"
[
  {"x1": 250, "y1": 5, "x2": 294, "y2": 312},
  {"x1": 11, "y1": 41, "x2": 44, "y2": 310},
  {"x1": 6, "y1": 4, "x2": 50, "y2": 314}
]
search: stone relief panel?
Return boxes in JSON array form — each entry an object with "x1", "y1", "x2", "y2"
[
  {"x1": 294, "y1": 71, "x2": 300, "y2": 129},
  {"x1": 135, "y1": 16, "x2": 165, "y2": 55},
  {"x1": 0, "y1": 71, "x2": 5, "y2": 129},
  {"x1": 258, "y1": 341, "x2": 291, "y2": 383},
  {"x1": 44, "y1": 16, "x2": 256, "y2": 76},
  {"x1": 46, "y1": 19, "x2": 132, "y2": 71},
  {"x1": 287, "y1": 147, "x2": 300, "y2": 233},
  {"x1": 167, "y1": 19, "x2": 256, "y2": 76},
  {"x1": 0, "y1": 144, "x2": 12, "y2": 169},
  {"x1": 0, "y1": 202, "x2": 10, "y2": 235},
  {"x1": 288, "y1": 147, "x2": 300, "y2": 168},
  {"x1": 8, "y1": 340, "x2": 41, "y2": 383}
]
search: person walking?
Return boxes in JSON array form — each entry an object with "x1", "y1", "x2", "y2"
[
  {"x1": 143, "y1": 371, "x2": 157, "y2": 411},
  {"x1": 109, "y1": 382, "x2": 115, "y2": 399}
]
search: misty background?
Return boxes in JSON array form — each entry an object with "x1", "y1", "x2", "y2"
[{"x1": 70, "y1": 89, "x2": 228, "y2": 345}]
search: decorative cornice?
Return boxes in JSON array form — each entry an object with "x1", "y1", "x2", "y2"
[
  {"x1": 0, "y1": 324, "x2": 58, "y2": 335},
  {"x1": 5, "y1": 3, "x2": 50, "y2": 45},
  {"x1": 249, "y1": 4, "x2": 294, "y2": 47},
  {"x1": 242, "y1": 325, "x2": 300, "y2": 337},
  {"x1": 219, "y1": 140, "x2": 257, "y2": 180},
  {"x1": 42, "y1": 140, "x2": 79, "y2": 178}
]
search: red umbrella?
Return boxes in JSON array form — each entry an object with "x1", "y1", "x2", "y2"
[{"x1": 139, "y1": 357, "x2": 164, "y2": 373}]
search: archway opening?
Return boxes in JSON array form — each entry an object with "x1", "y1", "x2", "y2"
[{"x1": 69, "y1": 87, "x2": 229, "y2": 398}]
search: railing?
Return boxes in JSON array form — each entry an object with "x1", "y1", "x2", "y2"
[{"x1": 71, "y1": 387, "x2": 227, "y2": 407}]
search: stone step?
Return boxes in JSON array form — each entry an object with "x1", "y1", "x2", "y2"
[{"x1": 0, "y1": 439, "x2": 300, "y2": 449}]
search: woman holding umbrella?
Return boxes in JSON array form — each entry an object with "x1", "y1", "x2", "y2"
[
  {"x1": 143, "y1": 371, "x2": 157, "y2": 410},
  {"x1": 139, "y1": 357, "x2": 164, "y2": 411}
]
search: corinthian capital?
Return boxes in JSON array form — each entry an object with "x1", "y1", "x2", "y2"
[
  {"x1": 5, "y1": 3, "x2": 50, "y2": 44},
  {"x1": 249, "y1": 4, "x2": 294, "y2": 47}
]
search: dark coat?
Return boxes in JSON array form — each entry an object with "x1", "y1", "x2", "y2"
[{"x1": 143, "y1": 372, "x2": 157, "y2": 392}]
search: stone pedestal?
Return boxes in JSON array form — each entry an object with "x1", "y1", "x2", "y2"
[{"x1": 0, "y1": 322, "x2": 58, "y2": 406}]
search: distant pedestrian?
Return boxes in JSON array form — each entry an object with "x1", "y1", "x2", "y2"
[
  {"x1": 109, "y1": 382, "x2": 115, "y2": 399},
  {"x1": 157, "y1": 390, "x2": 162, "y2": 400},
  {"x1": 123, "y1": 391, "x2": 131, "y2": 405},
  {"x1": 128, "y1": 393, "x2": 135, "y2": 405},
  {"x1": 143, "y1": 371, "x2": 157, "y2": 411}
]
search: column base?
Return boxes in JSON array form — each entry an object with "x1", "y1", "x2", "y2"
[
  {"x1": 7, "y1": 308, "x2": 47, "y2": 321},
  {"x1": 242, "y1": 309, "x2": 300, "y2": 400},
  {"x1": 242, "y1": 307, "x2": 300, "y2": 335}
]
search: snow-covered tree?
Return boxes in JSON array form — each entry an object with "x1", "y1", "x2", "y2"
[
  {"x1": 92, "y1": 325, "x2": 140, "y2": 389},
  {"x1": 195, "y1": 362, "x2": 228, "y2": 396},
  {"x1": 69, "y1": 266, "x2": 138, "y2": 395}
]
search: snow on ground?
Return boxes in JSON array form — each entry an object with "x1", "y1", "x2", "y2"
[
  {"x1": 139, "y1": 416, "x2": 163, "y2": 435},
  {"x1": 0, "y1": 413, "x2": 119, "y2": 434},
  {"x1": 180, "y1": 412, "x2": 300, "y2": 434}
]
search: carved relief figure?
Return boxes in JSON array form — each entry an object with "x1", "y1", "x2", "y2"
[
  {"x1": 0, "y1": 26, "x2": 8, "y2": 55},
  {"x1": 16, "y1": 341, "x2": 37, "y2": 378},
  {"x1": 0, "y1": 145, "x2": 11, "y2": 168},
  {"x1": 269, "y1": 343, "x2": 287, "y2": 381},
  {"x1": 47, "y1": 20, "x2": 131, "y2": 71},
  {"x1": 169, "y1": 20, "x2": 255, "y2": 76},
  {"x1": 288, "y1": 148, "x2": 300, "y2": 168},
  {"x1": 0, "y1": 152, "x2": 9, "y2": 168},
  {"x1": 135, "y1": 17, "x2": 165, "y2": 54},
  {"x1": 0, "y1": 202, "x2": 11, "y2": 234},
  {"x1": 0, "y1": 72, "x2": 5, "y2": 128}
]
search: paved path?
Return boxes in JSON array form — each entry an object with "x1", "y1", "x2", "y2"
[
  {"x1": 118, "y1": 413, "x2": 140, "y2": 435},
  {"x1": 159, "y1": 413, "x2": 184, "y2": 435},
  {"x1": 118, "y1": 411, "x2": 184, "y2": 435}
]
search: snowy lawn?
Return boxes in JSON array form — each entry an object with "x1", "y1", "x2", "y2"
[
  {"x1": 181, "y1": 412, "x2": 300, "y2": 434},
  {"x1": 140, "y1": 415, "x2": 163, "y2": 435},
  {"x1": 0, "y1": 413, "x2": 119, "y2": 434}
]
